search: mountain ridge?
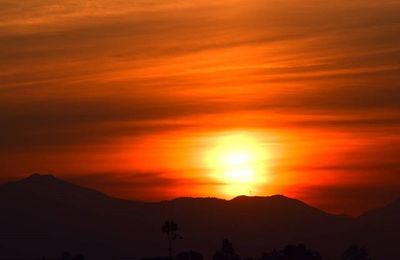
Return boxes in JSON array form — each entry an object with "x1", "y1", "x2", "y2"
[
  {"x1": 5, "y1": 174, "x2": 397, "y2": 218},
  {"x1": 0, "y1": 174, "x2": 399, "y2": 259},
  {"x1": 0, "y1": 174, "x2": 359, "y2": 217}
]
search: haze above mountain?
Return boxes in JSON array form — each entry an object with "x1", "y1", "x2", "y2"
[{"x1": 0, "y1": 174, "x2": 399, "y2": 259}]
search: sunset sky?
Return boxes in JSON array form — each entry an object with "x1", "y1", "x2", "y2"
[{"x1": 1, "y1": 0, "x2": 400, "y2": 215}]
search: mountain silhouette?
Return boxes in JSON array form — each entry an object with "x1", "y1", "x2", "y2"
[
  {"x1": 0, "y1": 174, "x2": 398, "y2": 259},
  {"x1": 355, "y1": 198, "x2": 400, "y2": 259}
]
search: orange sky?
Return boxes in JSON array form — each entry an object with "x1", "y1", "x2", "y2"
[{"x1": 1, "y1": 0, "x2": 400, "y2": 215}]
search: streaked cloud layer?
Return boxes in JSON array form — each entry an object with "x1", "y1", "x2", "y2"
[{"x1": 1, "y1": 0, "x2": 400, "y2": 215}]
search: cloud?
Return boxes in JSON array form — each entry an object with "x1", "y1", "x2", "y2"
[
  {"x1": 0, "y1": 91, "x2": 231, "y2": 151},
  {"x1": 1, "y1": 0, "x2": 400, "y2": 214}
]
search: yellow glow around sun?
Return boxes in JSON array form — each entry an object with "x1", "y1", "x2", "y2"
[{"x1": 204, "y1": 132, "x2": 269, "y2": 196}]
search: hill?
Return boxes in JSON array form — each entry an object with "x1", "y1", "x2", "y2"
[{"x1": 0, "y1": 174, "x2": 398, "y2": 259}]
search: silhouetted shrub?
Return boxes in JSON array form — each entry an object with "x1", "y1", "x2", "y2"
[
  {"x1": 341, "y1": 244, "x2": 371, "y2": 260},
  {"x1": 61, "y1": 252, "x2": 71, "y2": 260},
  {"x1": 141, "y1": 258, "x2": 171, "y2": 260},
  {"x1": 283, "y1": 244, "x2": 322, "y2": 260},
  {"x1": 213, "y1": 239, "x2": 240, "y2": 260},
  {"x1": 260, "y1": 249, "x2": 282, "y2": 260},
  {"x1": 73, "y1": 254, "x2": 85, "y2": 260},
  {"x1": 58, "y1": 252, "x2": 85, "y2": 260},
  {"x1": 176, "y1": 250, "x2": 203, "y2": 260},
  {"x1": 260, "y1": 244, "x2": 322, "y2": 260}
]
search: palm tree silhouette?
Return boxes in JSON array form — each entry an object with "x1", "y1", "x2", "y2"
[{"x1": 162, "y1": 220, "x2": 182, "y2": 259}]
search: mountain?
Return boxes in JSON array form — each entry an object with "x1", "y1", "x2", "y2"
[
  {"x1": 355, "y1": 198, "x2": 400, "y2": 259},
  {"x1": 0, "y1": 174, "x2": 148, "y2": 258},
  {"x1": 0, "y1": 174, "x2": 398, "y2": 259}
]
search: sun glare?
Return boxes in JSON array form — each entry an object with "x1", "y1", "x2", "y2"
[{"x1": 204, "y1": 132, "x2": 269, "y2": 196}]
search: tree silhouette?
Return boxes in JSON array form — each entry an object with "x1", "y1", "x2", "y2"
[
  {"x1": 162, "y1": 220, "x2": 182, "y2": 258},
  {"x1": 58, "y1": 252, "x2": 85, "y2": 260},
  {"x1": 282, "y1": 244, "x2": 322, "y2": 260},
  {"x1": 73, "y1": 254, "x2": 85, "y2": 260},
  {"x1": 176, "y1": 250, "x2": 203, "y2": 260},
  {"x1": 341, "y1": 244, "x2": 371, "y2": 260},
  {"x1": 260, "y1": 249, "x2": 282, "y2": 260},
  {"x1": 61, "y1": 252, "x2": 71, "y2": 260},
  {"x1": 260, "y1": 244, "x2": 322, "y2": 260},
  {"x1": 213, "y1": 239, "x2": 240, "y2": 260}
]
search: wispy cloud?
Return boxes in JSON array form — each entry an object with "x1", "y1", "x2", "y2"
[{"x1": 1, "y1": 0, "x2": 400, "y2": 214}]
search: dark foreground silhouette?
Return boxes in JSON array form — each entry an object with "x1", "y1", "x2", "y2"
[
  {"x1": 42, "y1": 240, "x2": 371, "y2": 260},
  {"x1": 0, "y1": 174, "x2": 398, "y2": 259}
]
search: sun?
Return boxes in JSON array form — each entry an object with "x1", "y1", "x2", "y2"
[{"x1": 204, "y1": 131, "x2": 269, "y2": 196}]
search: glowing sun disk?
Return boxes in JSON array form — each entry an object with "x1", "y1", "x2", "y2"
[{"x1": 204, "y1": 132, "x2": 269, "y2": 196}]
